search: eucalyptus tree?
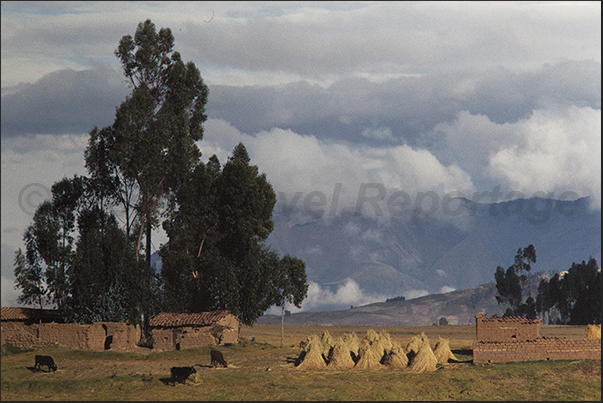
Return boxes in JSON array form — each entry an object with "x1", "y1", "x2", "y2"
[
  {"x1": 110, "y1": 18, "x2": 209, "y2": 268},
  {"x1": 13, "y1": 176, "x2": 83, "y2": 312},
  {"x1": 274, "y1": 254, "x2": 308, "y2": 347},
  {"x1": 160, "y1": 144, "x2": 306, "y2": 325}
]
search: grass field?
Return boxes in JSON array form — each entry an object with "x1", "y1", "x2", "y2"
[{"x1": 1, "y1": 324, "x2": 600, "y2": 401}]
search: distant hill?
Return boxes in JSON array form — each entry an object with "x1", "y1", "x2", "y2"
[
  {"x1": 256, "y1": 279, "x2": 503, "y2": 326},
  {"x1": 265, "y1": 196, "x2": 601, "y2": 310}
]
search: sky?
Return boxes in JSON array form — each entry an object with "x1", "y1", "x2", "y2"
[{"x1": 1, "y1": 1, "x2": 601, "y2": 310}]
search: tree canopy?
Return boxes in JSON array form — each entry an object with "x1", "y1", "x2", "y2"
[
  {"x1": 13, "y1": 19, "x2": 307, "y2": 333},
  {"x1": 494, "y1": 245, "x2": 600, "y2": 325}
]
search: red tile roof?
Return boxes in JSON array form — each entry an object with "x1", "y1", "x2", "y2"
[
  {"x1": 149, "y1": 310, "x2": 236, "y2": 327},
  {"x1": 1, "y1": 307, "x2": 64, "y2": 322}
]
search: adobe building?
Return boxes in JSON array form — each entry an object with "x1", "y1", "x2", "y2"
[
  {"x1": 1, "y1": 307, "x2": 139, "y2": 351},
  {"x1": 149, "y1": 310, "x2": 240, "y2": 351},
  {"x1": 474, "y1": 313, "x2": 540, "y2": 342},
  {"x1": 473, "y1": 314, "x2": 601, "y2": 364}
]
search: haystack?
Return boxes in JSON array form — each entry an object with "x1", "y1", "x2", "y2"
[
  {"x1": 381, "y1": 341, "x2": 408, "y2": 369},
  {"x1": 433, "y1": 336, "x2": 459, "y2": 365},
  {"x1": 343, "y1": 332, "x2": 360, "y2": 362},
  {"x1": 366, "y1": 328, "x2": 379, "y2": 344},
  {"x1": 405, "y1": 332, "x2": 428, "y2": 361},
  {"x1": 320, "y1": 330, "x2": 335, "y2": 358},
  {"x1": 296, "y1": 334, "x2": 327, "y2": 370},
  {"x1": 355, "y1": 339, "x2": 383, "y2": 369},
  {"x1": 408, "y1": 338, "x2": 438, "y2": 373},
  {"x1": 585, "y1": 324, "x2": 601, "y2": 338},
  {"x1": 378, "y1": 330, "x2": 393, "y2": 353},
  {"x1": 326, "y1": 337, "x2": 355, "y2": 370}
]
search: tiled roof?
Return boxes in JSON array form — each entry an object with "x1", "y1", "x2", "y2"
[
  {"x1": 149, "y1": 310, "x2": 236, "y2": 327},
  {"x1": 1, "y1": 307, "x2": 63, "y2": 322},
  {"x1": 475, "y1": 313, "x2": 541, "y2": 324}
]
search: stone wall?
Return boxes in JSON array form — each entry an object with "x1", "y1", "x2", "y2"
[
  {"x1": 473, "y1": 337, "x2": 601, "y2": 364},
  {"x1": 1, "y1": 321, "x2": 138, "y2": 351}
]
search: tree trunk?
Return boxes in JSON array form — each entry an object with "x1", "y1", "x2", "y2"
[
  {"x1": 280, "y1": 297, "x2": 285, "y2": 348},
  {"x1": 146, "y1": 213, "x2": 152, "y2": 271}
]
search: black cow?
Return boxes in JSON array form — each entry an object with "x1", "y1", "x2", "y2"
[
  {"x1": 34, "y1": 355, "x2": 57, "y2": 372},
  {"x1": 169, "y1": 366, "x2": 197, "y2": 385},
  {"x1": 210, "y1": 349, "x2": 227, "y2": 368}
]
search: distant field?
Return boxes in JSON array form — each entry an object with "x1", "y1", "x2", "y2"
[{"x1": 1, "y1": 324, "x2": 599, "y2": 401}]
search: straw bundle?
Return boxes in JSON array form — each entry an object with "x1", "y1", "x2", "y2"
[
  {"x1": 378, "y1": 330, "x2": 393, "y2": 353},
  {"x1": 405, "y1": 332, "x2": 428, "y2": 361},
  {"x1": 320, "y1": 330, "x2": 335, "y2": 358},
  {"x1": 433, "y1": 336, "x2": 459, "y2": 365},
  {"x1": 585, "y1": 324, "x2": 601, "y2": 338},
  {"x1": 343, "y1": 332, "x2": 360, "y2": 362},
  {"x1": 408, "y1": 338, "x2": 438, "y2": 373},
  {"x1": 326, "y1": 337, "x2": 356, "y2": 370},
  {"x1": 296, "y1": 334, "x2": 327, "y2": 370},
  {"x1": 366, "y1": 328, "x2": 380, "y2": 344},
  {"x1": 355, "y1": 339, "x2": 383, "y2": 369},
  {"x1": 381, "y1": 341, "x2": 408, "y2": 369}
]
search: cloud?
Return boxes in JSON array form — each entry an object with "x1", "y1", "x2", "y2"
[
  {"x1": 294, "y1": 278, "x2": 388, "y2": 312},
  {"x1": 201, "y1": 119, "x2": 475, "y2": 219},
  {"x1": 440, "y1": 286, "x2": 456, "y2": 294},
  {"x1": 207, "y1": 61, "x2": 601, "y2": 146},
  {"x1": 1, "y1": 67, "x2": 127, "y2": 137},
  {"x1": 403, "y1": 289, "x2": 429, "y2": 300},
  {"x1": 1, "y1": 275, "x2": 20, "y2": 307},
  {"x1": 487, "y1": 106, "x2": 601, "y2": 208}
]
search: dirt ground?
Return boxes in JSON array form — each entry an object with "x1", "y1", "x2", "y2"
[{"x1": 15, "y1": 324, "x2": 589, "y2": 382}]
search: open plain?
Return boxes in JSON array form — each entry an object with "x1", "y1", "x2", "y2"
[{"x1": 1, "y1": 324, "x2": 600, "y2": 401}]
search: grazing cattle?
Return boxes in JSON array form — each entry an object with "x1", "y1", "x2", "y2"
[
  {"x1": 210, "y1": 349, "x2": 228, "y2": 368},
  {"x1": 34, "y1": 355, "x2": 57, "y2": 372},
  {"x1": 169, "y1": 366, "x2": 197, "y2": 385}
]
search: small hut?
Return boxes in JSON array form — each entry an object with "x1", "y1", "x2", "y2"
[{"x1": 149, "y1": 310, "x2": 239, "y2": 351}]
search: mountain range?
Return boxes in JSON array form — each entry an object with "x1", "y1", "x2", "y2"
[
  {"x1": 265, "y1": 196, "x2": 601, "y2": 312},
  {"x1": 256, "y1": 280, "x2": 502, "y2": 326},
  {"x1": 152, "y1": 196, "x2": 600, "y2": 315}
]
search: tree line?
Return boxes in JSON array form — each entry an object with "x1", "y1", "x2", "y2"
[
  {"x1": 494, "y1": 244, "x2": 601, "y2": 325},
  {"x1": 13, "y1": 19, "x2": 308, "y2": 340}
]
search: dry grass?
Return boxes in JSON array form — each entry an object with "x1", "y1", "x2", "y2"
[
  {"x1": 1, "y1": 324, "x2": 599, "y2": 401},
  {"x1": 585, "y1": 324, "x2": 601, "y2": 338}
]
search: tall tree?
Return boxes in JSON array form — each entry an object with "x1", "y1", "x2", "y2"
[
  {"x1": 111, "y1": 18, "x2": 209, "y2": 268},
  {"x1": 521, "y1": 244, "x2": 536, "y2": 299},
  {"x1": 273, "y1": 254, "x2": 308, "y2": 348},
  {"x1": 160, "y1": 143, "x2": 303, "y2": 325},
  {"x1": 494, "y1": 264, "x2": 523, "y2": 315}
]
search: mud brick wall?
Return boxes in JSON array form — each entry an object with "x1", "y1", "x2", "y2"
[
  {"x1": 103, "y1": 322, "x2": 140, "y2": 350},
  {"x1": 178, "y1": 328, "x2": 218, "y2": 350},
  {"x1": 151, "y1": 325, "x2": 236, "y2": 351},
  {"x1": 1, "y1": 322, "x2": 37, "y2": 347},
  {"x1": 473, "y1": 337, "x2": 602, "y2": 364},
  {"x1": 474, "y1": 314, "x2": 540, "y2": 342},
  {"x1": 1, "y1": 321, "x2": 138, "y2": 351},
  {"x1": 151, "y1": 328, "x2": 175, "y2": 351}
]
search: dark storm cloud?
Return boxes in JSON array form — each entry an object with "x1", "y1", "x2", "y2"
[
  {"x1": 1, "y1": 66, "x2": 128, "y2": 138},
  {"x1": 3, "y1": 60, "x2": 599, "y2": 148},
  {"x1": 207, "y1": 60, "x2": 601, "y2": 146}
]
